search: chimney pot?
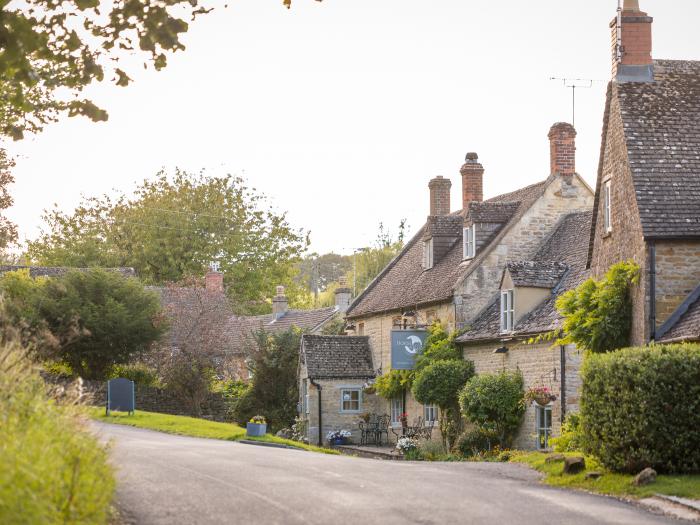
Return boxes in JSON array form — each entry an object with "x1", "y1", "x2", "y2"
[
  {"x1": 205, "y1": 268, "x2": 224, "y2": 293},
  {"x1": 612, "y1": 0, "x2": 653, "y2": 82},
  {"x1": 428, "y1": 175, "x2": 452, "y2": 216},
  {"x1": 460, "y1": 153, "x2": 484, "y2": 209},
  {"x1": 548, "y1": 122, "x2": 577, "y2": 177},
  {"x1": 334, "y1": 278, "x2": 353, "y2": 314},
  {"x1": 272, "y1": 285, "x2": 288, "y2": 319}
]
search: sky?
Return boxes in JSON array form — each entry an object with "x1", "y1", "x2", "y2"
[{"x1": 6, "y1": 0, "x2": 700, "y2": 256}]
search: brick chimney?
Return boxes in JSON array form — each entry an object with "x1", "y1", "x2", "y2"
[
  {"x1": 611, "y1": 0, "x2": 654, "y2": 82},
  {"x1": 548, "y1": 123, "x2": 577, "y2": 177},
  {"x1": 428, "y1": 176, "x2": 451, "y2": 216},
  {"x1": 205, "y1": 267, "x2": 224, "y2": 293},
  {"x1": 334, "y1": 276, "x2": 352, "y2": 314},
  {"x1": 272, "y1": 285, "x2": 288, "y2": 319},
  {"x1": 460, "y1": 152, "x2": 484, "y2": 209}
]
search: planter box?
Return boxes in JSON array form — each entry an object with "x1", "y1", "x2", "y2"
[{"x1": 246, "y1": 422, "x2": 267, "y2": 437}]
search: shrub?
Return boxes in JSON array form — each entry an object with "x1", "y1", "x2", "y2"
[
  {"x1": 0, "y1": 336, "x2": 115, "y2": 523},
  {"x1": 551, "y1": 413, "x2": 583, "y2": 453},
  {"x1": 109, "y1": 363, "x2": 161, "y2": 387},
  {"x1": 457, "y1": 428, "x2": 498, "y2": 457},
  {"x1": 418, "y1": 439, "x2": 448, "y2": 461},
  {"x1": 556, "y1": 261, "x2": 640, "y2": 353},
  {"x1": 580, "y1": 343, "x2": 700, "y2": 474},
  {"x1": 412, "y1": 360, "x2": 475, "y2": 409},
  {"x1": 373, "y1": 369, "x2": 414, "y2": 399},
  {"x1": 459, "y1": 371, "x2": 525, "y2": 448}
]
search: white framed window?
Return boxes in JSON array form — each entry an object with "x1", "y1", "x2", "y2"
[
  {"x1": 423, "y1": 404, "x2": 438, "y2": 424},
  {"x1": 302, "y1": 380, "x2": 309, "y2": 414},
  {"x1": 391, "y1": 396, "x2": 404, "y2": 425},
  {"x1": 500, "y1": 290, "x2": 514, "y2": 332},
  {"x1": 603, "y1": 180, "x2": 612, "y2": 233},
  {"x1": 423, "y1": 238, "x2": 434, "y2": 269},
  {"x1": 340, "y1": 388, "x2": 361, "y2": 413},
  {"x1": 463, "y1": 224, "x2": 475, "y2": 259},
  {"x1": 536, "y1": 404, "x2": 553, "y2": 450}
]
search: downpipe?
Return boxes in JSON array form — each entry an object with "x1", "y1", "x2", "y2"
[{"x1": 310, "y1": 378, "x2": 322, "y2": 447}]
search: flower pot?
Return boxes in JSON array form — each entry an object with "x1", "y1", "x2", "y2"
[
  {"x1": 331, "y1": 437, "x2": 345, "y2": 446},
  {"x1": 246, "y1": 422, "x2": 267, "y2": 437}
]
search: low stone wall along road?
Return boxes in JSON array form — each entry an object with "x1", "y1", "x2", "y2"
[{"x1": 93, "y1": 422, "x2": 680, "y2": 525}]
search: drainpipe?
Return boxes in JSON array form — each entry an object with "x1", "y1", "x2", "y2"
[
  {"x1": 560, "y1": 345, "x2": 566, "y2": 424},
  {"x1": 310, "y1": 378, "x2": 322, "y2": 447},
  {"x1": 649, "y1": 241, "x2": 657, "y2": 342}
]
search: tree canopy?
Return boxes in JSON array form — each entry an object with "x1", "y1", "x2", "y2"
[
  {"x1": 27, "y1": 170, "x2": 310, "y2": 314},
  {"x1": 0, "y1": 150, "x2": 17, "y2": 251}
]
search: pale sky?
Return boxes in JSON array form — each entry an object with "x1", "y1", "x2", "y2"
[{"x1": 6, "y1": 0, "x2": 700, "y2": 256}]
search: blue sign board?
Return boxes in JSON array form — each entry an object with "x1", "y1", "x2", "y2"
[
  {"x1": 391, "y1": 330, "x2": 428, "y2": 370},
  {"x1": 107, "y1": 378, "x2": 135, "y2": 415}
]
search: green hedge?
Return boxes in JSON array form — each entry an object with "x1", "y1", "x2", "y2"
[
  {"x1": 0, "y1": 342, "x2": 115, "y2": 524},
  {"x1": 581, "y1": 344, "x2": 700, "y2": 474}
]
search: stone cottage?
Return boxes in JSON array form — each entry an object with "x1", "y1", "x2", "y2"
[
  {"x1": 587, "y1": 0, "x2": 700, "y2": 345},
  {"x1": 342, "y1": 122, "x2": 593, "y2": 441}
]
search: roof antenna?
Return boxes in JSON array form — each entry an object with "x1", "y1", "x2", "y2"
[{"x1": 549, "y1": 77, "x2": 603, "y2": 127}]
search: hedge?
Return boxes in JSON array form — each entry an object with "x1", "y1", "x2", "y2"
[{"x1": 581, "y1": 343, "x2": 700, "y2": 474}]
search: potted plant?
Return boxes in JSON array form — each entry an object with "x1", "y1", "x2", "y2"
[
  {"x1": 525, "y1": 386, "x2": 556, "y2": 406},
  {"x1": 396, "y1": 436, "x2": 419, "y2": 458},
  {"x1": 326, "y1": 430, "x2": 352, "y2": 446},
  {"x1": 246, "y1": 415, "x2": 267, "y2": 437}
]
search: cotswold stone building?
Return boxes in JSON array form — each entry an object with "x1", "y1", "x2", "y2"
[
  {"x1": 339, "y1": 122, "x2": 593, "y2": 443},
  {"x1": 587, "y1": 0, "x2": 700, "y2": 345}
]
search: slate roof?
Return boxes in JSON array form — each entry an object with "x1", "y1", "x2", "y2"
[
  {"x1": 300, "y1": 335, "x2": 375, "y2": 379},
  {"x1": 466, "y1": 202, "x2": 521, "y2": 224},
  {"x1": 424, "y1": 215, "x2": 463, "y2": 238},
  {"x1": 506, "y1": 261, "x2": 569, "y2": 289},
  {"x1": 590, "y1": 59, "x2": 700, "y2": 247},
  {"x1": 656, "y1": 283, "x2": 700, "y2": 343},
  {"x1": 458, "y1": 211, "x2": 593, "y2": 343},
  {"x1": 346, "y1": 180, "x2": 548, "y2": 318},
  {"x1": 0, "y1": 265, "x2": 136, "y2": 278}
]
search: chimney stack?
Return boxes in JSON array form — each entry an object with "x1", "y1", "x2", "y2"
[
  {"x1": 205, "y1": 267, "x2": 224, "y2": 293},
  {"x1": 611, "y1": 0, "x2": 654, "y2": 82},
  {"x1": 272, "y1": 285, "x2": 288, "y2": 319},
  {"x1": 334, "y1": 276, "x2": 353, "y2": 314},
  {"x1": 460, "y1": 152, "x2": 484, "y2": 209},
  {"x1": 428, "y1": 176, "x2": 452, "y2": 216},
  {"x1": 548, "y1": 123, "x2": 577, "y2": 177}
]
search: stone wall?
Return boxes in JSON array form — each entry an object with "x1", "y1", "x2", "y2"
[
  {"x1": 462, "y1": 341, "x2": 583, "y2": 450},
  {"x1": 45, "y1": 375, "x2": 232, "y2": 422},
  {"x1": 654, "y1": 240, "x2": 700, "y2": 329},
  {"x1": 455, "y1": 173, "x2": 594, "y2": 329}
]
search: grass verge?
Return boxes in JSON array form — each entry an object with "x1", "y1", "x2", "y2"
[
  {"x1": 90, "y1": 408, "x2": 338, "y2": 455},
  {"x1": 512, "y1": 451, "x2": 700, "y2": 500}
]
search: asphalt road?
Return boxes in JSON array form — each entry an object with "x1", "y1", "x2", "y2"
[{"x1": 93, "y1": 422, "x2": 680, "y2": 525}]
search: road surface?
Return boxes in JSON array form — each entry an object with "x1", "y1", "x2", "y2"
[{"x1": 93, "y1": 422, "x2": 680, "y2": 525}]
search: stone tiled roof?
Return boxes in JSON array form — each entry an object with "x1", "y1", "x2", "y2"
[
  {"x1": 0, "y1": 265, "x2": 136, "y2": 278},
  {"x1": 590, "y1": 60, "x2": 700, "y2": 245},
  {"x1": 424, "y1": 215, "x2": 463, "y2": 238},
  {"x1": 300, "y1": 335, "x2": 375, "y2": 379},
  {"x1": 458, "y1": 211, "x2": 593, "y2": 343},
  {"x1": 466, "y1": 202, "x2": 520, "y2": 224},
  {"x1": 506, "y1": 261, "x2": 569, "y2": 289},
  {"x1": 656, "y1": 283, "x2": 700, "y2": 343},
  {"x1": 346, "y1": 180, "x2": 548, "y2": 318}
]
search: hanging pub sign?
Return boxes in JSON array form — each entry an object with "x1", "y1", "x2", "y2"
[{"x1": 391, "y1": 330, "x2": 428, "y2": 370}]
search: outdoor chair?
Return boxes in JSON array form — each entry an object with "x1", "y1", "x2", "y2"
[
  {"x1": 359, "y1": 415, "x2": 379, "y2": 446},
  {"x1": 417, "y1": 419, "x2": 435, "y2": 441},
  {"x1": 375, "y1": 414, "x2": 390, "y2": 446}
]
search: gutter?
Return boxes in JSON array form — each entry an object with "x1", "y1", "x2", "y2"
[{"x1": 309, "y1": 378, "x2": 323, "y2": 447}]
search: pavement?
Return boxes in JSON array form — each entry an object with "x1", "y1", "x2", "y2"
[{"x1": 93, "y1": 422, "x2": 685, "y2": 525}]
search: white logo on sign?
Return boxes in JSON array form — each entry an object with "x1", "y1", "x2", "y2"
[{"x1": 404, "y1": 336, "x2": 424, "y2": 355}]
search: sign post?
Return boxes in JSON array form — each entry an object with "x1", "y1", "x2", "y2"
[
  {"x1": 106, "y1": 378, "x2": 135, "y2": 416},
  {"x1": 391, "y1": 330, "x2": 428, "y2": 370}
]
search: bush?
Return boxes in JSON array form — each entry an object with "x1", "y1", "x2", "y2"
[
  {"x1": 412, "y1": 360, "x2": 475, "y2": 409},
  {"x1": 457, "y1": 428, "x2": 498, "y2": 457},
  {"x1": 580, "y1": 343, "x2": 700, "y2": 474},
  {"x1": 459, "y1": 371, "x2": 525, "y2": 448},
  {"x1": 109, "y1": 363, "x2": 161, "y2": 387},
  {"x1": 551, "y1": 413, "x2": 583, "y2": 453},
  {"x1": 0, "y1": 338, "x2": 115, "y2": 523}
]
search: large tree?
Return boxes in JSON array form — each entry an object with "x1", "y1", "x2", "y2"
[
  {"x1": 27, "y1": 170, "x2": 309, "y2": 314},
  {"x1": 1, "y1": 0, "x2": 321, "y2": 140},
  {"x1": 0, "y1": 150, "x2": 17, "y2": 251}
]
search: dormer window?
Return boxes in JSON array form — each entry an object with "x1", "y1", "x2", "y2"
[
  {"x1": 463, "y1": 225, "x2": 476, "y2": 259},
  {"x1": 423, "y1": 238, "x2": 434, "y2": 269},
  {"x1": 603, "y1": 180, "x2": 612, "y2": 233},
  {"x1": 500, "y1": 290, "x2": 514, "y2": 332}
]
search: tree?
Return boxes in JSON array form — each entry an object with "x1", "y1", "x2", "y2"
[
  {"x1": 28, "y1": 170, "x2": 310, "y2": 314},
  {"x1": 0, "y1": 151, "x2": 18, "y2": 251},
  {"x1": 459, "y1": 371, "x2": 525, "y2": 448},
  {"x1": 556, "y1": 261, "x2": 640, "y2": 353},
  {"x1": 234, "y1": 328, "x2": 301, "y2": 432},
  {"x1": 36, "y1": 269, "x2": 164, "y2": 379}
]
